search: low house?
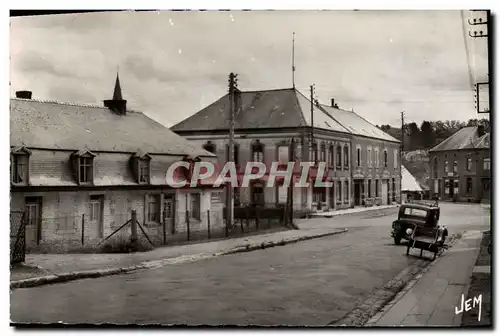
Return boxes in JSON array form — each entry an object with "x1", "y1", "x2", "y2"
[
  {"x1": 10, "y1": 77, "x2": 224, "y2": 252},
  {"x1": 428, "y1": 125, "x2": 490, "y2": 202}
]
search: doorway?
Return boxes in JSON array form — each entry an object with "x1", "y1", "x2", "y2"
[
  {"x1": 354, "y1": 181, "x2": 362, "y2": 206},
  {"x1": 25, "y1": 196, "x2": 42, "y2": 246},
  {"x1": 89, "y1": 195, "x2": 104, "y2": 239}
]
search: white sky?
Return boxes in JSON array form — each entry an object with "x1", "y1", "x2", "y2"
[{"x1": 10, "y1": 10, "x2": 489, "y2": 128}]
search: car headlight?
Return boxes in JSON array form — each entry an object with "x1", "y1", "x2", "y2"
[{"x1": 406, "y1": 228, "x2": 413, "y2": 235}]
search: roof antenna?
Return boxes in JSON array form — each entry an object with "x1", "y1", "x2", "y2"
[{"x1": 292, "y1": 32, "x2": 296, "y2": 89}]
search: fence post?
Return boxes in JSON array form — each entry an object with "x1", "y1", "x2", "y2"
[
  {"x1": 186, "y1": 210, "x2": 190, "y2": 241},
  {"x1": 81, "y1": 214, "x2": 85, "y2": 245},
  {"x1": 207, "y1": 209, "x2": 211, "y2": 239},
  {"x1": 131, "y1": 210, "x2": 138, "y2": 249}
]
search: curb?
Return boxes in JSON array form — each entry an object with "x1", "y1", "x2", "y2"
[
  {"x1": 331, "y1": 232, "x2": 463, "y2": 327},
  {"x1": 10, "y1": 228, "x2": 348, "y2": 290}
]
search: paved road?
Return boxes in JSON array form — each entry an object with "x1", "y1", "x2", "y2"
[{"x1": 10, "y1": 203, "x2": 489, "y2": 326}]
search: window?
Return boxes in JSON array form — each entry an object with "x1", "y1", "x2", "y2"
[
  {"x1": 147, "y1": 195, "x2": 160, "y2": 222},
  {"x1": 466, "y1": 158, "x2": 472, "y2": 171},
  {"x1": 190, "y1": 193, "x2": 201, "y2": 220},
  {"x1": 320, "y1": 143, "x2": 326, "y2": 162},
  {"x1": 393, "y1": 149, "x2": 397, "y2": 169},
  {"x1": 311, "y1": 142, "x2": 318, "y2": 163},
  {"x1": 384, "y1": 150, "x2": 388, "y2": 168},
  {"x1": 226, "y1": 144, "x2": 240, "y2": 166},
  {"x1": 392, "y1": 178, "x2": 396, "y2": 202},
  {"x1": 444, "y1": 161, "x2": 449, "y2": 174},
  {"x1": 466, "y1": 177, "x2": 473, "y2": 193},
  {"x1": 367, "y1": 180, "x2": 372, "y2": 197},
  {"x1": 336, "y1": 146, "x2": 342, "y2": 169},
  {"x1": 251, "y1": 183, "x2": 265, "y2": 206},
  {"x1": 356, "y1": 148, "x2": 361, "y2": 167},
  {"x1": 328, "y1": 145, "x2": 334, "y2": 167},
  {"x1": 89, "y1": 195, "x2": 102, "y2": 221},
  {"x1": 403, "y1": 208, "x2": 427, "y2": 217},
  {"x1": 344, "y1": 146, "x2": 349, "y2": 169},
  {"x1": 337, "y1": 181, "x2": 342, "y2": 202},
  {"x1": 139, "y1": 159, "x2": 150, "y2": 183},
  {"x1": 79, "y1": 157, "x2": 93, "y2": 183},
  {"x1": 375, "y1": 179, "x2": 379, "y2": 197},
  {"x1": 11, "y1": 154, "x2": 29, "y2": 184},
  {"x1": 433, "y1": 158, "x2": 438, "y2": 178},
  {"x1": 278, "y1": 145, "x2": 289, "y2": 164},
  {"x1": 375, "y1": 148, "x2": 379, "y2": 168},
  {"x1": 453, "y1": 161, "x2": 458, "y2": 173},
  {"x1": 252, "y1": 141, "x2": 264, "y2": 162},
  {"x1": 203, "y1": 141, "x2": 216, "y2": 154},
  {"x1": 367, "y1": 148, "x2": 372, "y2": 168},
  {"x1": 483, "y1": 158, "x2": 490, "y2": 170},
  {"x1": 344, "y1": 181, "x2": 349, "y2": 202}
]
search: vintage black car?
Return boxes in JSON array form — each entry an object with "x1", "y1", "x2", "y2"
[{"x1": 391, "y1": 202, "x2": 444, "y2": 245}]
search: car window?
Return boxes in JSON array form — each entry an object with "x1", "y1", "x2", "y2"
[{"x1": 403, "y1": 208, "x2": 427, "y2": 217}]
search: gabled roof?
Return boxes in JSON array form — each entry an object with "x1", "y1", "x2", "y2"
[
  {"x1": 318, "y1": 104, "x2": 399, "y2": 142},
  {"x1": 10, "y1": 98, "x2": 215, "y2": 157},
  {"x1": 429, "y1": 126, "x2": 490, "y2": 152},
  {"x1": 171, "y1": 87, "x2": 399, "y2": 143},
  {"x1": 171, "y1": 88, "x2": 349, "y2": 134}
]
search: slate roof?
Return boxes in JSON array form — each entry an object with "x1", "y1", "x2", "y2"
[
  {"x1": 318, "y1": 104, "x2": 399, "y2": 142},
  {"x1": 10, "y1": 98, "x2": 215, "y2": 157},
  {"x1": 429, "y1": 126, "x2": 490, "y2": 152},
  {"x1": 171, "y1": 88, "x2": 399, "y2": 143}
]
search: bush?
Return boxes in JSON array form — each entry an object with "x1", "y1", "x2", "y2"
[{"x1": 100, "y1": 234, "x2": 154, "y2": 253}]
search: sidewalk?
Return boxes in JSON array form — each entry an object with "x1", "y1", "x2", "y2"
[
  {"x1": 311, "y1": 205, "x2": 397, "y2": 218},
  {"x1": 366, "y1": 230, "x2": 486, "y2": 327}
]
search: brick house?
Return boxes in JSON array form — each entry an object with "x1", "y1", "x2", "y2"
[
  {"x1": 171, "y1": 87, "x2": 400, "y2": 213},
  {"x1": 10, "y1": 77, "x2": 224, "y2": 252},
  {"x1": 429, "y1": 125, "x2": 490, "y2": 202}
]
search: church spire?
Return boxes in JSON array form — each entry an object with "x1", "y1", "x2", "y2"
[
  {"x1": 104, "y1": 70, "x2": 127, "y2": 115},
  {"x1": 113, "y1": 72, "x2": 123, "y2": 101}
]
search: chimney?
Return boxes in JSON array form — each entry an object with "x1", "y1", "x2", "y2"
[
  {"x1": 104, "y1": 73, "x2": 127, "y2": 115},
  {"x1": 477, "y1": 125, "x2": 485, "y2": 137},
  {"x1": 331, "y1": 98, "x2": 335, "y2": 107},
  {"x1": 15, "y1": 91, "x2": 32, "y2": 99}
]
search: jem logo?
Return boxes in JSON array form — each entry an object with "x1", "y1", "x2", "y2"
[{"x1": 455, "y1": 293, "x2": 482, "y2": 322}]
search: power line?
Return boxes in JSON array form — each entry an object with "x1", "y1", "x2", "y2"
[{"x1": 460, "y1": 10, "x2": 476, "y2": 92}]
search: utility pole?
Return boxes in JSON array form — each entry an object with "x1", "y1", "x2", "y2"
[
  {"x1": 468, "y1": 10, "x2": 491, "y2": 114},
  {"x1": 292, "y1": 32, "x2": 296, "y2": 89},
  {"x1": 400, "y1": 111, "x2": 405, "y2": 204},
  {"x1": 310, "y1": 84, "x2": 315, "y2": 158},
  {"x1": 226, "y1": 72, "x2": 237, "y2": 230},
  {"x1": 287, "y1": 138, "x2": 295, "y2": 227}
]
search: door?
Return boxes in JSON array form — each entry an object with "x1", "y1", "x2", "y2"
[
  {"x1": 89, "y1": 195, "x2": 104, "y2": 239},
  {"x1": 354, "y1": 182, "x2": 361, "y2": 206},
  {"x1": 163, "y1": 194, "x2": 174, "y2": 234},
  {"x1": 329, "y1": 186, "x2": 335, "y2": 209},
  {"x1": 24, "y1": 197, "x2": 42, "y2": 247},
  {"x1": 448, "y1": 179, "x2": 454, "y2": 199},
  {"x1": 381, "y1": 180, "x2": 388, "y2": 205}
]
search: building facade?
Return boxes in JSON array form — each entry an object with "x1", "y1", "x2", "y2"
[
  {"x1": 429, "y1": 126, "x2": 490, "y2": 202},
  {"x1": 10, "y1": 78, "x2": 224, "y2": 253},
  {"x1": 172, "y1": 88, "x2": 401, "y2": 213}
]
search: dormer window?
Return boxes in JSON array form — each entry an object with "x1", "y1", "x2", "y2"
[
  {"x1": 71, "y1": 149, "x2": 96, "y2": 185},
  {"x1": 203, "y1": 141, "x2": 216, "y2": 154},
  {"x1": 11, "y1": 146, "x2": 31, "y2": 185},
  {"x1": 130, "y1": 152, "x2": 152, "y2": 184},
  {"x1": 252, "y1": 140, "x2": 264, "y2": 162}
]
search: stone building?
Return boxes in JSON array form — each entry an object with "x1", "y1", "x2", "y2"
[
  {"x1": 429, "y1": 125, "x2": 490, "y2": 202},
  {"x1": 10, "y1": 77, "x2": 223, "y2": 252},
  {"x1": 171, "y1": 87, "x2": 401, "y2": 213}
]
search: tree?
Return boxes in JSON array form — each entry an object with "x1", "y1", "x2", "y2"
[
  {"x1": 420, "y1": 121, "x2": 436, "y2": 149},
  {"x1": 407, "y1": 122, "x2": 422, "y2": 150}
]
